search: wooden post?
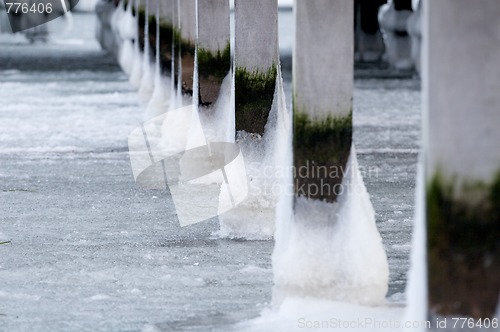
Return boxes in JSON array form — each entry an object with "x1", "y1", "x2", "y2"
[
  {"x1": 424, "y1": 0, "x2": 500, "y2": 319},
  {"x1": 197, "y1": 0, "x2": 231, "y2": 107},
  {"x1": 234, "y1": 0, "x2": 278, "y2": 136}
]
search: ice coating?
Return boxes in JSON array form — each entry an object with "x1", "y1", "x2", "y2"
[{"x1": 273, "y1": 145, "x2": 389, "y2": 306}]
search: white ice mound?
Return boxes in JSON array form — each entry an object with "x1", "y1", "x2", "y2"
[
  {"x1": 110, "y1": 2, "x2": 125, "y2": 37},
  {"x1": 118, "y1": 39, "x2": 135, "y2": 76},
  {"x1": 129, "y1": 45, "x2": 143, "y2": 88},
  {"x1": 273, "y1": 145, "x2": 389, "y2": 306},
  {"x1": 217, "y1": 70, "x2": 291, "y2": 241},
  {"x1": 138, "y1": 57, "x2": 155, "y2": 103},
  {"x1": 119, "y1": 1, "x2": 136, "y2": 40},
  {"x1": 216, "y1": 130, "x2": 276, "y2": 240},
  {"x1": 145, "y1": 75, "x2": 171, "y2": 120},
  {"x1": 237, "y1": 296, "x2": 404, "y2": 332}
]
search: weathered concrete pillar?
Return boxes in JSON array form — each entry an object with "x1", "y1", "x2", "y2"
[
  {"x1": 136, "y1": 0, "x2": 148, "y2": 51},
  {"x1": 424, "y1": 0, "x2": 500, "y2": 320},
  {"x1": 273, "y1": 0, "x2": 388, "y2": 307},
  {"x1": 234, "y1": 0, "x2": 278, "y2": 136},
  {"x1": 172, "y1": 0, "x2": 180, "y2": 93},
  {"x1": 197, "y1": 0, "x2": 230, "y2": 107},
  {"x1": 129, "y1": 0, "x2": 143, "y2": 88},
  {"x1": 216, "y1": 0, "x2": 278, "y2": 239},
  {"x1": 157, "y1": 0, "x2": 175, "y2": 76},
  {"x1": 294, "y1": 0, "x2": 353, "y2": 204},
  {"x1": 406, "y1": 0, "x2": 421, "y2": 73},
  {"x1": 354, "y1": 0, "x2": 386, "y2": 62},
  {"x1": 378, "y1": 0, "x2": 413, "y2": 69},
  {"x1": 117, "y1": 0, "x2": 136, "y2": 75},
  {"x1": 138, "y1": 0, "x2": 155, "y2": 100},
  {"x1": 143, "y1": 0, "x2": 174, "y2": 119},
  {"x1": 95, "y1": 0, "x2": 120, "y2": 55},
  {"x1": 178, "y1": 0, "x2": 196, "y2": 96}
]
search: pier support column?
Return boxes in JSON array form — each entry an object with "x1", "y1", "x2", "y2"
[
  {"x1": 179, "y1": 0, "x2": 196, "y2": 97},
  {"x1": 424, "y1": 0, "x2": 500, "y2": 320},
  {"x1": 136, "y1": 0, "x2": 148, "y2": 52},
  {"x1": 216, "y1": 0, "x2": 279, "y2": 239},
  {"x1": 234, "y1": 0, "x2": 278, "y2": 136},
  {"x1": 149, "y1": 0, "x2": 178, "y2": 76},
  {"x1": 96, "y1": 0, "x2": 120, "y2": 55},
  {"x1": 354, "y1": 0, "x2": 386, "y2": 62},
  {"x1": 378, "y1": 0, "x2": 414, "y2": 69},
  {"x1": 273, "y1": 0, "x2": 388, "y2": 307},
  {"x1": 197, "y1": 0, "x2": 230, "y2": 107},
  {"x1": 406, "y1": 0, "x2": 421, "y2": 74},
  {"x1": 293, "y1": 0, "x2": 353, "y2": 204}
]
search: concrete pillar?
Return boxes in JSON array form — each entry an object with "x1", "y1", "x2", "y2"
[
  {"x1": 406, "y1": 0, "x2": 421, "y2": 73},
  {"x1": 272, "y1": 0, "x2": 388, "y2": 307},
  {"x1": 137, "y1": 0, "x2": 177, "y2": 80},
  {"x1": 138, "y1": 0, "x2": 155, "y2": 100},
  {"x1": 234, "y1": 0, "x2": 278, "y2": 136},
  {"x1": 129, "y1": 0, "x2": 143, "y2": 87},
  {"x1": 217, "y1": 0, "x2": 278, "y2": 239},
  {"x1": 178, "y1": 0, "x2": 196, "y2": 96},
  {"x1": 197, "y1": 0, "x2": 230, "y2": 107},
  {"x1": 424, "y1": 0, "x2": 500, "y2": 319},
  {"x1": 172, "y1": 0, "x2": 180, "y2": 91},
  {"x1": 139, "y1": 0, "x2": 176, "y2": 77},
  {"x1": 354, "y1": 0, "x2": 386, "y2": 62},
  {"x1": 378, "y1": 0, "x2": 413, "y2": 69},
  {"x1": 137, "y1": 0, "x2": 149, "y2": 52},
  {"x1": 95, "y1": 0, "x2": 119, "y2": 54},
  {"x1": 157, "y1": 0, "x2": 175, "y2": 76},
  {"x1": 294, "y1": 0, "x2": 353, "y2": 203}
]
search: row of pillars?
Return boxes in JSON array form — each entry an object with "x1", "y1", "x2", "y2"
[{"x1": 96, "y1": 0, "x2": 499, "y2": 323}]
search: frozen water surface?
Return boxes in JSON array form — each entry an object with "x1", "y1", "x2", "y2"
[{"x1": 0, "y1": 13, "x2": 420, "y2": 332}]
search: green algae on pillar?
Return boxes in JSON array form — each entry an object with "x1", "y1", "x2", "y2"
[
  {"x1": 234, "y1": 66, "x2": 277, "y2": 135},
  {"x1": 425, "y1": 0, "x2": 500, "y2": 319},
  {"x1": 234, "y1": 0, "x2": 278, "y2": 136},
  {"x1": 197, "y1": 0, "x2": 230, "y2": 106},
  {"x1": 273, "y1": 0, "x2": 388, "y2": 308},
  {"x1": 293, "y1": 0, "x2": 354, "y2": 203},
  {"x1": 294, "y1": 112, "x2": 352, "y2": 203},
  {"x1": 427, "y1": 173, "x2": 500, "y2": 318}
]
